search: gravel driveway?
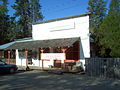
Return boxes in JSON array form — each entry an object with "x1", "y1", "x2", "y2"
[{"x1": 0, "y1": 70, "x2": 120, "y2": 90}]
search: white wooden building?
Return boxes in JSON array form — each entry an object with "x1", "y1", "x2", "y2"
[{"x1": 0, "y1": 13, "x2": 90, "y2": 70}]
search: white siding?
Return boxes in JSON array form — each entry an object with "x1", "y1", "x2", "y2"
[
  {"x1": 16, "y1": 49, "x2": 26, "y2": 66},
  {"x1": 16, "y1": 15, "x2": 90, "y2": 68},
  {"x1": 32, "y1": 15, "x2": 90, "y2": 59},
  {"x1": 32, "y1": 16, "x2": 89, "y2": 40}
]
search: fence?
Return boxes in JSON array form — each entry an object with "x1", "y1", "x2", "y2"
[{"x1": 85, "y1": 58, "x2": 120, "y2": 79}]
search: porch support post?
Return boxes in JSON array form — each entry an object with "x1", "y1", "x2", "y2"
[
  {"x1": 41, "y1": 49, "x2": 44, "y2": 70},
  {"x1": 62, "y1": 48, "x2": 66, "y2": 60},
  {"x1": 25, "y1": 50, "x2": 28, "y2": 67},
  {"x1": 8, "y1": 50, "x2": 10, "y2": 64},
  {"x1": 42, "y1": 60, "x2": 43, "y2": 70},
  {"x1": 38, "y1": 48, "x2": 40, "y2": 67},
  {"x1": 0, "y1": 50, "x2": 1, "y2": 59},
  {"x1": 78, "y1": 41, "x2": 80, "y2": 60},
  {"x1": 61, "y1": 48, "x2": 67, "y2": 69}
]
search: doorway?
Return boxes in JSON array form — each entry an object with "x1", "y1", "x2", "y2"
[{"x1": 54, "y1": 60, "x2": 61, "y2": 68}]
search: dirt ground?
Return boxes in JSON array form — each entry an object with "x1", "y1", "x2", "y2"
[{"x1": 0, "y1": 70, "x2": 120, "y2": 90}]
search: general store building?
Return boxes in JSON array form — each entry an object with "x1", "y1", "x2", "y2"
[{"x1": 0, "y1": 13, "x2": 90, "y2": 69}]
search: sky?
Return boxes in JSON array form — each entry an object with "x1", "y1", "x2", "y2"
[{"x1": 7, "y1": 0, "x2": 111, "y2": 21}]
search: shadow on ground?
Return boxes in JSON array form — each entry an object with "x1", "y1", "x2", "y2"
[{"x1": 0, "y1": 70, "x2": 120, "y2": 90}]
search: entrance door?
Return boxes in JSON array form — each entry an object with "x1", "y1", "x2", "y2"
[{"x1": 54, "y1": 60, "x2": 61, "y2": 68}]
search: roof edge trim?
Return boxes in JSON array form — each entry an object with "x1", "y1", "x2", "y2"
[{"x1": 32, "y1": 12, "x2": 91, "y2": 25}]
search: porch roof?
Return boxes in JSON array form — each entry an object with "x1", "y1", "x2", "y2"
[{"x1": 5, "y1": 37, "x2": 80, "y2": 50}]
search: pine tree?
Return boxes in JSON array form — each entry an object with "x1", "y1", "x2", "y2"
[
  {"x1": 0, "y1": 0, "x2": 9, "y2": 44},
  {"x1": 109, "y1": 0, "x2": 120, "y2": 15},
  {"x1": 6, "y1": 17, "x2": 22, "y2": 41},
  {"x1": 87, "y1": 0, "x2": 107, "y2": 57},
  {"x1": 13, "y1": 0, "x2": 31, "y2": 37},
  {"x1": 13, "y1": 0, "x2": 43, "y2": 38},
  {"x1": 87, "y1": 0, "x2": 106, "y2": 33},
  {"x1": 98, "y1": 0, "x2": 120, "y2": 57},
  {"x1": 30, "y1": 0, "x2": 43, "y2": 23}
]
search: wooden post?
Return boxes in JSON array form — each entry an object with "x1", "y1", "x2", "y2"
[
  {"x1": 62, "y1": 49, "x2": 66, "y2": 58},
  {"x1": 0, "y1": 50, "x2": 3, "y2": 59},
  {"x1": 38, "y1": 49, "x2": 40, "y2": 68},
  {"x1": 41, "y1": 49, "x2": 44, "y2": 70},
  {"x1": 78, "y1": 41, "x2": 80, "y2": 60},
  {"x1": 62, "y1": 48, "x2": 66, "y2": 60},
  {"x1": 0, "y1": 50, "x2": 1, "y2": 59},
  {"x1": 25, "y1": 50, "x2": 28, "y2": 67},
  {"x1": 8, "y1": 50, "x2": 10, "y2": 64},
  {"x1": 42, "y1": 60, "x2": 44, "y2": 70},
  {"x1": 62, "y1": 48, "x2": 67, "y2": 69}
]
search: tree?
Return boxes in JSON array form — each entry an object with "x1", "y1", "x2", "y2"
[
  {"x1": 97, "y1": 0, "x2": 120, "y2": 57},
  {"x1": 6, "y1": 17, "x2": 23, "y2": 41},
  {"x1": 0, "y1": 0, "x2": 31, "y2": 44},
  {"x1": 30, "y1": 0, "x2": 43, "y2": 23},
  {"x1": 13, "y1": 0, "x2": 31, "y2": 37},
  {"x1": 108, "y1": 0, "x2": 120, "y2": 15},
  {"x1": 87, "y1": 0, "x2": 107, "y2": 34},
  {"x1": 0, "y1": 0, "x2": 9, "y2": 44},
  {"x1": 87, "y1": 0, "x2": 107, "y2": 57},
  {"x1": 13, "y1": 0, "x2": 43, "y2": 38}
]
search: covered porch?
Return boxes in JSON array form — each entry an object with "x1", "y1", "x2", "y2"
[{"x1": 0, "y1": 37, "x2": 80, "y2": 70}]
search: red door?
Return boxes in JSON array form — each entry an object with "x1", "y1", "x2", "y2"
[{"x1": 54, "y1": 60, "x2": 61, "y2": 68}]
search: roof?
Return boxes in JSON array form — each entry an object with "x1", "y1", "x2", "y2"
[
  {"x1": 4, "y1": 37, "x2": 80, "y2": 50},
  {"x1": 0, "y1": 37, "x2": 33, "y2": 50},
  {"x1": 0, "y1": 42, "x2": 15, "y2": 49},
  {"x1": 14, "y1": 37, "x2": 32, "y2": 42},
  {"x1": 32, "y1": 12, "x2": 90, "y2": 25}
]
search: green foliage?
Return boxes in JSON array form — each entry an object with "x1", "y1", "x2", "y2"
[
  {"x1": 87, "y1": 0, "x2": 106, "y2": 33},
  {"x1": 97, "y1": 0, "x2": 120, "y2": 57},
  {"x1": 0, "y1": 0, "x2": 9, "y2": 44},
  {"x1": 12, "y1": 0, "x2": 43, "y2": 38},
  {"x1": 0, "y1": 6, "x2": 7, "y2": 16},
  {"x1": 6, "y1": 17, "x2": 23, "y2": 41},
  {"x1": 30, "y1": 0, "x2": 43, "y2": 23},
  {"x1": 13, "y1": 0, "x2": 31, "y2": 37},
  {"x1": 109, "y1": 0, "x2": 120, "y2": 15},
  {"x1": 0, "y1": 0, "x2": 43, "y2": 44}
]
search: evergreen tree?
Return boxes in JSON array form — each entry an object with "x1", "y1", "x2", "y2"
[
  {"x1": 6, "y1": 17, "x2": 22, "y2": 41},
  {"x1": 13, "y1": 0, "x2": 43, "y2": 38},
  {"x1": 30, "y1": 0, "x2": 43, "y2": 23},
  {"x1": 87, "y1": 0, "x2": 107, "y2": 57},
  {"x1": 109, "y1": 0, "x2": 120, "y2": 15},
  {"x1": 87, "y1": 0, "x2": 106, "y2": 34},
  {"x1": 98, "y1": 0, "x2": 120, "y2": 57},
  {"x1": 13, "y1": 0, "x2": 31, "y2": 37},
  {"x1": 0, "y1": 0, "x2": 9, "y2": 44}
]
